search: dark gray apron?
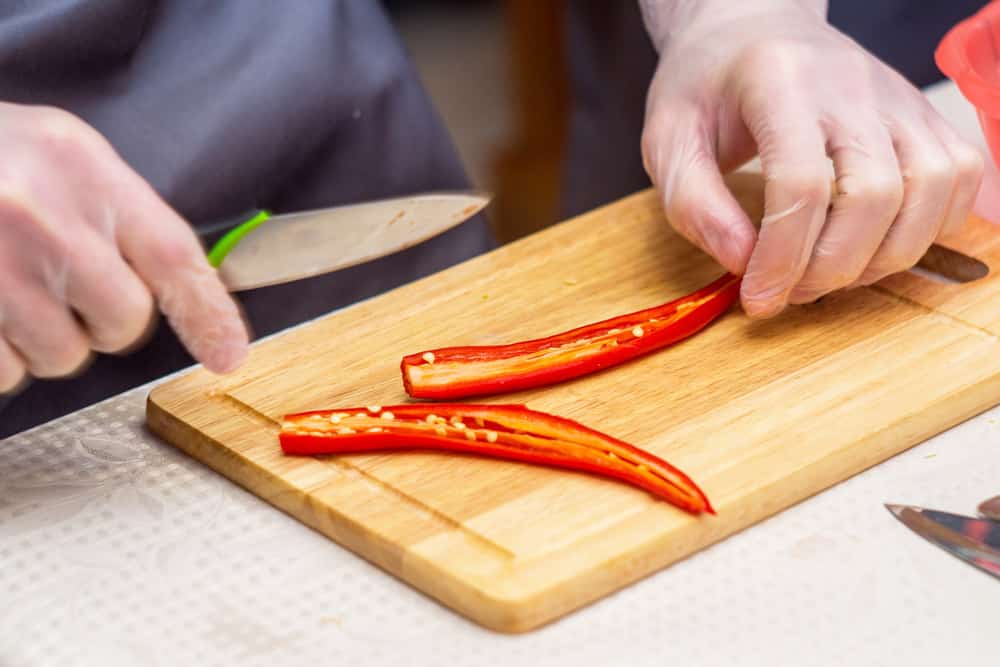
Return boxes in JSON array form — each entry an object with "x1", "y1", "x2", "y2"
[{"x1": 0, "y1": 1, "x2": 494, "y2": 437}]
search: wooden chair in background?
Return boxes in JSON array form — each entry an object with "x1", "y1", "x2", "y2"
[{"x1": 491, "y1": 0, "x2": 568, "y2": 244}]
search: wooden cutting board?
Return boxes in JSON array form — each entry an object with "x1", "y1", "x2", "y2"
[{"x1": 147, "y1": 173, "x2": 1000, "y2": 633}]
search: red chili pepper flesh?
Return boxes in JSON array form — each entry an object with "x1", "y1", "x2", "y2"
[
  {"x1": 401, "y1": 273, "x2": 740, "y2": 399},
  {"x1": 279, "y1": 403, "x2": 714, "y2": 514}
]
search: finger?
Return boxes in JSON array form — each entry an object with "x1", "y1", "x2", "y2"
[
  {"x1": 62, "y1": 226, "x2": 156, "y2": 354},
  {"x1": 3, "y1": 282, "x2": 92, "y2": 378},
  {"x1": 740, "y1": 102, "x2": 831, "y2": 318},
  {"x1": 788, "y1": 119, "x2": 902, "y2": 303},
  {"x1": 0, "y1": 336, "x2": 27, "y2": 393},
  {"x1": 925, "y1": 115, "x2": 985, "y2": 240},
  {"x1": 851, "y1": 123, "x2": 955, "y2": 286},
  {"x1": 112, "y1": 177, "x2": 248, "y2": 373},
  {"x1": 642, "y1": 107, "x2": 757, "y2": 275}
]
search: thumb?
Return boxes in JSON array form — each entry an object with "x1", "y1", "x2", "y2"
[{"x1": 642, "y1": 110, "x2": 756, "y2": 275}]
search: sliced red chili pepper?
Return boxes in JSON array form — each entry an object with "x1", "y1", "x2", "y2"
[
  {"x1": 280, "y1": 403, "x2": 714, "y2": 514},
  {"x1": 401, "y1": 273, "x2": 740, "y2": 399}
]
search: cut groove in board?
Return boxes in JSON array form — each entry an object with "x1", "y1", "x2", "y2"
[
  {"x1": 318, "y1": 456, "x2": 518, "y2": 561},
  {"x1": 148, "y1": 174, "x2": 1000, "y2": 632}
]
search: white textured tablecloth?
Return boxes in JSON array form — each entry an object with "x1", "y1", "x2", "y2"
[{"x1": 2, "y1": 82, "x2": 998, "y2": 667}]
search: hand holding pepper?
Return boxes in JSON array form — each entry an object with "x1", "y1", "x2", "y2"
[{"x1": 640, "y1": 0, "x2": 984, "y2": 318}]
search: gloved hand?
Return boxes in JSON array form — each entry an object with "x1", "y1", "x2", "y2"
[
  {"x1": 0, "y1": 103, "x2": 249, "y2": 392},
  {"x1": 640, "y1": 0, "x2": 984, "y2": 317}
]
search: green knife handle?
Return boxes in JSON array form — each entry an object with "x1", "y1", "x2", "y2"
[{"x1": 200, "y1": 209, "x2": 272, "y2": 268}]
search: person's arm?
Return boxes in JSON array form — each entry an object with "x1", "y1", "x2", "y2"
[
  {"x1": 0, "y1": 102, "x2": 248, "y2": 393},
  {"x1": 638, "y1": 0, "x2": 983, "y2": 318}
]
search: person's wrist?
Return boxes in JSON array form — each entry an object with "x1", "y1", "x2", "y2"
[{"x1": 639, "y1": 0, "x2": 829, "y2": 53}]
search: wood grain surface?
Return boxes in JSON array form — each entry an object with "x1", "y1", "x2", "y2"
[{"x1": 147, "y1": 173, "x2": 1000, "y2": 632}]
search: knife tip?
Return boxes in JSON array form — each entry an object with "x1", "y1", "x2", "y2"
[{"x1": 884, "y1": 503, "x2": 906, "y2": 516}]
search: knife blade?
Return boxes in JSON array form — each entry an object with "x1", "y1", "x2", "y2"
[
  {"x1": 911, "y1": 243, "x2": 990, "y2": 284},
  {"x1": 885, "y1": 503, "x2": 1000, "y2": 580},
  {"x1": 200, "y1": 191, "x2": 490, "y2": 292}
]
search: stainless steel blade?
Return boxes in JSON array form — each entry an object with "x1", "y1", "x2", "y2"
[
  {"x1": 911, "y1": 243, "x2": 989, "y2": 284},
  {"x1": 217, "y1": 191, "x2": 489, "y2": 291},
  {"x1": 885, "y1": 504, "x2": 1000, "y2": 580}
]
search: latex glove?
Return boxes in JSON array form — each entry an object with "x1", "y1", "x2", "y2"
[
  {"x1": 0, "y1": 103, "x2": 249, "y2": 392},
  {"x1": 640, "y1": 0, "x2": 984, "y2": 317}
]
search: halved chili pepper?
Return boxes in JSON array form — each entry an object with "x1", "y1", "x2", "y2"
[
  {"x1": 279, "y1": 403, "x2": 714, "y2": 514},
  {"x1": 401, "y1": 273, "x2": 740, "y2": 399}
]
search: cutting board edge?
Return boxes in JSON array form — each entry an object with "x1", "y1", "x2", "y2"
[
  {"x1": 146, "y1": 359, "x2": 1000, "y2": 634},
  {"x1": 142, "y1": 174, "x2": 1000, "y2": 633}
]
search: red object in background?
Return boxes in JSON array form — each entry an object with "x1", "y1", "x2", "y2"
[
  {"x1": 401, "y1": 273, "x2": 740, "y2": 399},
  {"x1": 937, "y1": 1, "x2": 1000, "y2": 171},
  {"x1": 280, "y1": 403, "x2": 714, "y2": 514}
]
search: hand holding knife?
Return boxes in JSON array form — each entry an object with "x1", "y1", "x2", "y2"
[{"x1": 0, "y1": 185, "x2": 490, "y2": 410}]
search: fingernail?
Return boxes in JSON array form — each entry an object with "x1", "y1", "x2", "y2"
[
  {"x1": 741, "y1": 283, "x2": 788, "y2": 319},
  {"x1": 210, "y1": 342, "x2": 248, "y2": 374},
  {"x1": 742, "y1": 298, "x2": 784, "y2": 319},
  {"x1": 198, "y1": 321, "x2": 249, "y2": 374}
]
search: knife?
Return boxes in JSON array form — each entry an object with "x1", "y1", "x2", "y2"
[
  {"x1": 885, "y1": 503, "x2": 1000, "y2": 580},
  {"x1": 198, "y1": 191, "x2": 490, "y2": 292}
]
